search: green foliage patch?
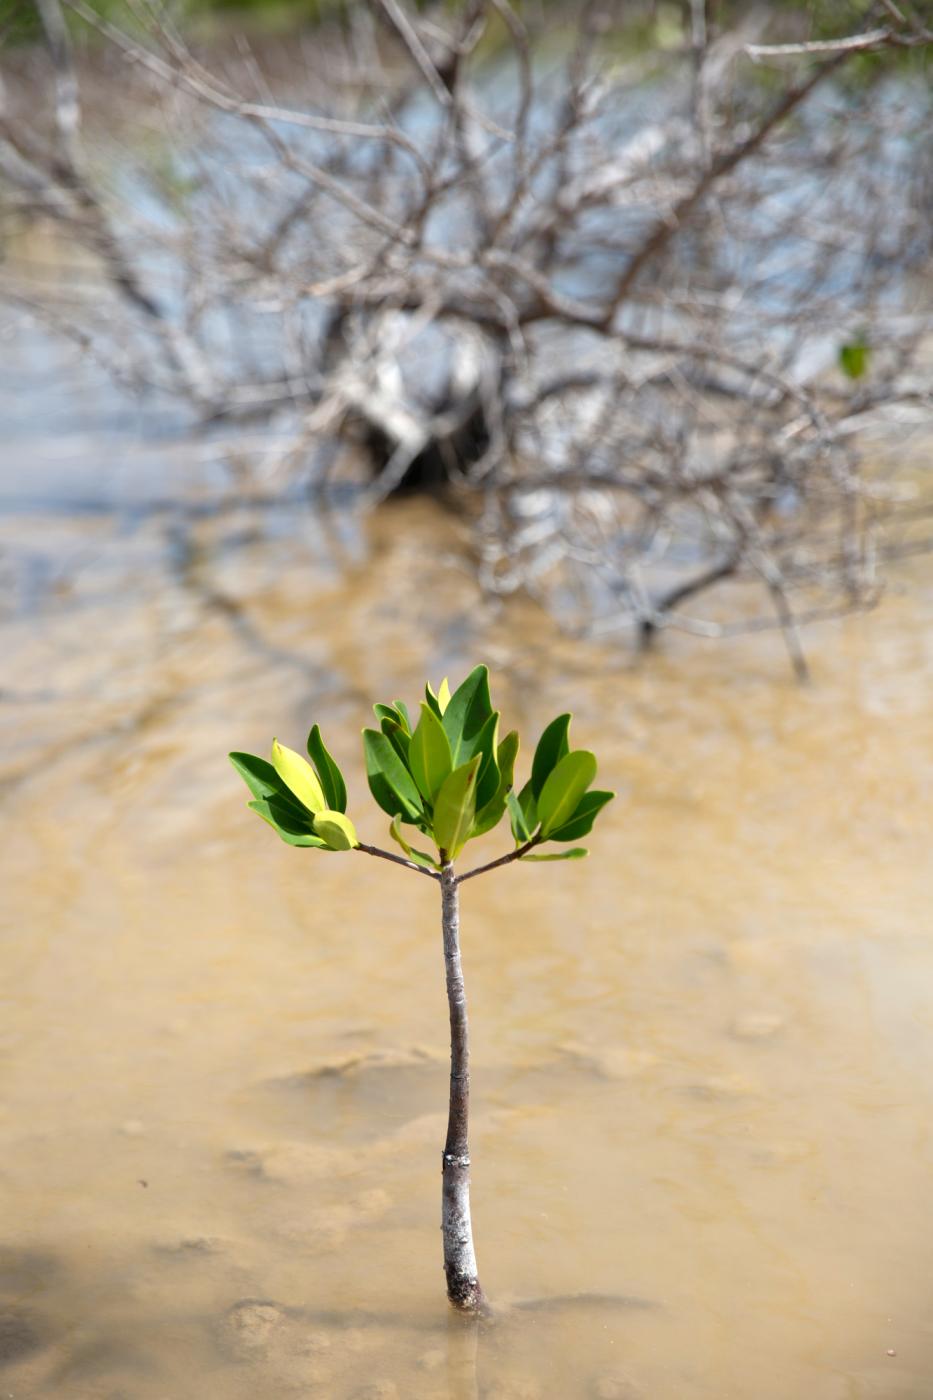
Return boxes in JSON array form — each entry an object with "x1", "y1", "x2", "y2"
[{"x1": 230, "y1": 664, "x2": 614, "y2": 866}]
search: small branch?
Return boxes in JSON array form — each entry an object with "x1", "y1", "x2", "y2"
[
  {"x1": 34, "y1": 0, "x2": 80, "y2": 164},
  {"x1": 639, "y1": 554, "x2": 741, "y2": 646},
  {"x1": 356, "y1": 842, "x2": 440, "y2": 879},
  {"x1": 600, "y1": 47, "x2": 849, "y2": 322},
  {"x1": 746, "y1": 29, "x2": 892, "y2": 60},
  {"x1": 764, "y1": 577, "x2": 812, "y2": 684},
  {"x1": 374, "y1": 0, "x2": 453, "y2": 108},
  {"x1": 457, "y1": 836, "x2": 540, "y2": 884}
]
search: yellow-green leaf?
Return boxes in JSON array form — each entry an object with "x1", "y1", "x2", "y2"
[
  {"x1": 537, "y1": 750, "x2": 597, "y2": 837},
  {"x1": 409, "y1": 701, "x2": 452, "y2": 803},
  {"x1": 314, "y1": 809, "x2": 359, "y2": 851},
  {"x1": 433, "y1": 754, "x2": 481, "y2": 860},
  {"x1": 389, "y1": 814, "x2": 440, "y2": 869},
  {"x1": 507, "y1": 789, "x2": 532, "y2": 843},
  {"x1": 272, "y1": 738, "x2": 326, "y2": 814},
  {"x1": 496, "y1": 730, "x2": 519, "y2": 790},
  {"x1": 520, "y1": 847, "x2": 588, "y2": 862},
  {"x1": 437, "y1": 677, "x2": 451, "y2": 713}
]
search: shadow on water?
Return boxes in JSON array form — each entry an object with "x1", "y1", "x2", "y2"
[
  {"x1": 0, "y1": 1248, "x2": 57, "y2": 1368},
  {"x1": 0, "y1": 1250, "x2": 84, "y2": 1390},
  {"x1": 0, "y1": 1307, "x2": 44, "y2": 1367}
]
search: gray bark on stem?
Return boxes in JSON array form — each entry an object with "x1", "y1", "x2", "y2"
[{"x1": 440, "y1": 863, "x2": 485, "y2": 1312}]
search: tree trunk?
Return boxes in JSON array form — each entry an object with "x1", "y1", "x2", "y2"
[{"x1": 440, "y1": 864, "x2": 485, "y2": 1311}]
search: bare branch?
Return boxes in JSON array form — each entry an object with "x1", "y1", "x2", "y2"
[
  {"x1": 746, "y1": 29, "x2": 894, "y2": 60},
  {"x1": 2, "y1": 0, "x2": 930, "y2": 676},
  {"x1": 457, "y1": 837, "x2": 541, "y2": 884},
  {"x1": 356, "y1": 842, "x2": 440, "y2": 879}
]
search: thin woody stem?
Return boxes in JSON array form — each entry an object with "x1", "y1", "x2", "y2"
[
  {"x1": 440, "y1": 863, "x2": 485, "y2": 1312},
  {"x1": 356, "y1": 842, "x2": 440, "y2": 879},
  {"x1": 358, "y1": 826, "x2": 544, "y2": 1316},
  {"x1": 456, "y1": 836, "x2": 541, "y2": 884}
]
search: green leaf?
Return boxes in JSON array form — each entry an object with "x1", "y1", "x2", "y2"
[
  {"x1": 473, "y1": 730, "x2": 519, "y2": 838},
  {"x1": 314, "y1": 809, "x2": 359, "y2": 851},
  {"x1": 409, "y1": 701, "x2": 453, "y2": 804},
  {"x1": 375, "y1": 702, "x2": 408, "y2": 733},
  {"x1": 471, "y1": 794, "x2": 508, "y2": 840},
  {"x1": 468, "y1": 710, "x2": 500, "y2": 809},
  {"x1": 507, "y1": 789, "x2": 532, "y2": 843},
  {"x1": 496, "y1": 730, "x2": 519, "y2": 791},
  {"x1": 247, "y1": 797, "x2": 326, "y2": 847},
  {"x1": 531, "y1": 713, "x2": 571, "y2": 799},
  {"x1": 442, "y1": 665, "x2": 493, "y2": 766},
  {"x1": 433, "y1": 754, "x2": 482, "y2": 859},
  {"x1": 389, "y1": 814, "x2": 440, "y2": 870},
  {"x1": 537, "y1": 750, "x2": 597, "y2": 837},
  {"x1": 393, "y1": 699, "x2": 412, "y2": 733},
  {"x1": 380, "y1": 716, "x2": 411, "y2": 766},
  {"x1": 362, "y1": 729, "x2": 423, "y2": 821},
  {"x1": 839, "y1": 338, "x2": 870, "y2": 380},
  {"x1": 520, "y1": 847, "x2": 589, "y2": 862},
  {"x1": 306, "y1": 725, "x2": 347, "y2": 813},
  {"x1": 424, "y1": 683, "x2": 442, "y2": 719},
  {"x1": 271, "y1": 739, "x2": 326, "y2": 814},
  {"x1": 519, "y1": 779, "x2": 538, "y2": 832},
  {"x1": 229, "y1": 752, "x2": 309, "y2": 821},
  {"x1": 546, "y1": 789, "x2": 614, "y2": 842},
  {"x1": 437, "y1": 677, "x2": 451, "y2": 713}
]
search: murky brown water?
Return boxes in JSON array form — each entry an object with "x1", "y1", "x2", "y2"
[{"x1": 1, "y1": 392, "x2": 932, "y2": 1398}]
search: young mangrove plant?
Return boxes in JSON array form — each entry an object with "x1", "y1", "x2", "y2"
[{"x1": 229, "y1": 665, "x2": 613, "y2": 1312}]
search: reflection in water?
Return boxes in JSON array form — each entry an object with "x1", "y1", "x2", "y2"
[{"x1": 0, "y1": 427, "x2": 932, "y2": 1397}]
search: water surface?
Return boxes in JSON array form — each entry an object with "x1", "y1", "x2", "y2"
[{"x1": 1, "y1": 381, "x2": 932, "y2": 1398}]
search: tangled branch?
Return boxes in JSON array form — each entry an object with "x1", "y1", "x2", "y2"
[{"x1": 2, "y1": 0, "x2": 931, "y2": 673}]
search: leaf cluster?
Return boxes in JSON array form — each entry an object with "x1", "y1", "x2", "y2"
[
  {"x1": 229, "y1": 725, "x2": 357, "y2": 851},
  {"x1": 364, "y1": 666, "x2": 613, "y2": 866},
  {"x1": 229, "y1": 665, "x2": 613, "y2": 868}
]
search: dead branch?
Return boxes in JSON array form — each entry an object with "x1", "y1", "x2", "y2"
[{"x1": 1, "y1": 0, "x2": 931, "y2": 675}]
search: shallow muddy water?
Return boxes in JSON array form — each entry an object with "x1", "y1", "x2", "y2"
[{"x1": 1, "y1": 328, "x2": 933, "y2": 1398}]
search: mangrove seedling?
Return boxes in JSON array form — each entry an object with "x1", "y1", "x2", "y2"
[{"x1": 229, "y1": 664, "x2": 613, "y2": 1312}]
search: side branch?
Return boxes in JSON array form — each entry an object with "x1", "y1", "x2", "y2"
[
  {"x1": 356, "y1": 843, "x2": 440, "y2": 879},
  {"x1": 457, "y1": 836, "x2": 541, "y2": 884}
]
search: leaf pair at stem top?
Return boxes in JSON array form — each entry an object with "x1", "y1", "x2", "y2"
[{"x1": 229, "y1": 665, "x2": 613, "y2": 868}]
